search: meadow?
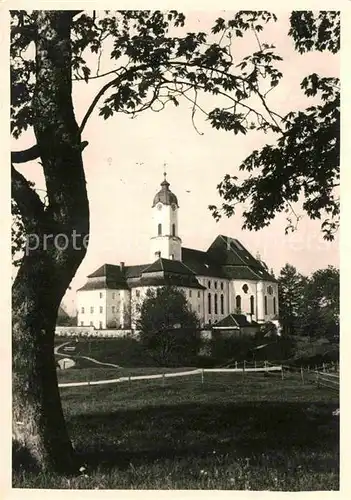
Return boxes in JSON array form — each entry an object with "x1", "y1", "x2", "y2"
[{"x1": 14, "y1": 367, "x2": 339, "y2": 490}]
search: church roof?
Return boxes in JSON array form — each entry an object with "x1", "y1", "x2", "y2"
[
  {"x1": 78, "y1": 234, "x2": 276, "y2": 293},
  {"x1": 79, "y1": 264, "x2": 128, "y2": 290},
  {"x1": 222, "y1": 265, "x2": 274, "y2": 281},
  {"x1": 142, "y1": 258, "x2": 196, "y2": 276},
  {"x1": 134, "y1": 258, "x2": 205, "y2": 289},
  {"x1": 207, "y1": 235, "x2": 262, "y2": 267},
  {"x1": 152, "y1": 173, "x2": 179, "y2": 208},
  {"x1": 181, "y1": 247, "x2": 226, "y2": 278},
  {"x1": 87, "y1": 263, "x2": 124, "y2": 280},
  {"x1": 124, "y1": 264, "x2": 150, "y2": 278},
  {"x1": 182, "y1": 236, "x2": 276, "y2": 282},
  {"x1": 129, "y1": 275, "x2": 205, "y2": 290}
]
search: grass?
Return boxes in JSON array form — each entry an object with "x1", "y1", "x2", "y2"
[
  {"x1": 14, "y1": 370, "x2": 339, "y2": 490},
  {"x1": 55, "y1": 336, "x2": 156, "y2": 367}
]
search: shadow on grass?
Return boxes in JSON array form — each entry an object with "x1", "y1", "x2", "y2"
[{"x1": 69, "y1": 400, "x2": 339, "y2": 473}]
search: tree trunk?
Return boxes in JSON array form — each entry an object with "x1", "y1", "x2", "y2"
[
  {"x1": 12, "y1": 243, "x2": 89, "y2": 473},
  {"x1": 12, "y1": 11, "x2": 89, "y2": 474},
  {"x1": 12, "y1": 258, "x2": 74, "y2": 473}
]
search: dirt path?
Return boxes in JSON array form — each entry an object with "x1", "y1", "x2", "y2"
[{"x1": 55, "y1": 341, "x2": 122, "y2": 368}]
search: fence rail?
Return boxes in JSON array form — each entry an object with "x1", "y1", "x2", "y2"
[
  {"x1": 314, "y1": 371, "x2": 339, "y2": 392},
  {"x1": 58, "y1": 359, "x2": 339, "y2": 392},
  {"x1": 58, "y1": 365, "x2": 282, "y2": 388}
]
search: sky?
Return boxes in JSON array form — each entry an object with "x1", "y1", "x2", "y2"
[{"x1": 11, "y1": 11, "x2": 340, "y2": 315}]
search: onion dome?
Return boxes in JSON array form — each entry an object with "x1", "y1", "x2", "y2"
[{"x1": 152, "y1": 172, "x2": 179, "y2": 208}]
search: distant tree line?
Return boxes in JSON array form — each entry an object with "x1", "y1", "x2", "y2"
[{"x1": 278, "y1": 264, "x2": 339, "y2": 341}]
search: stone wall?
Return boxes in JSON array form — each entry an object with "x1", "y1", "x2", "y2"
[{"x1": 55, "y1": 326, "x2": 134, "y2": 338}]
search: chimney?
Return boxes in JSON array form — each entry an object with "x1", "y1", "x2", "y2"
[{"x1": 120, "y1": 261, "x2": 125, "y2": 272}]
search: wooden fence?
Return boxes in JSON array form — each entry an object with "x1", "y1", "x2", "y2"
[
  {"x1": 58, "y1": 359, "x2": 339, "y2": 392},
  {"x1": 58, "y1": 363, "x2": 282, "y2": 388},
  {"x1": 314, "y1": 370, "x2": 339, "y2": 392}
]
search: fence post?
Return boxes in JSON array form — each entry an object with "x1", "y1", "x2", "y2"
[
  {"x1": 128, "y1": 375, "x2": 131, "y2": 388},
  {"x1": 264, "y1": 360, "x2": 268, "y2": 372},
  {"x1": 254, "y1": 360, "x2": 257, "y2": 370},
  {"x1": 243, "y1": 360, "x2": 246, "y2": 375},
  {"x1": 300, "y1": 366, "x2": 304, "y2": 384},
  {"x1": 323, "y1": 363, "x2": 326, "y2": 373},
  {"x1": 235, "y1": 361, "x2": 238, "y2": 370},
  {"x1": 281, "y1": 365, "x2": 284, "y2": 380},
  {"x1": 201, "y1": 369, "x2": 204, "y2": 386},
  {"x1": 316, "y1": 371, "x2": 319, "y2": 388},
  {"x1": 162, "y1": 373, "x2": 165, "y2": 387}
]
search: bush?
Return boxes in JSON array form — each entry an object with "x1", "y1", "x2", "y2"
[
  {"x1": 210, "y1": 334, "x2": 255, "y2": 363},
  {"x1": 286, "y1": 337, "x2": 339, "y2": 367},
  {"x1": 251, "y1": 335, "x2": 297, "y2": 362},
  {"x1": 137, "y1": 286, "x2": 201, "y2": 366}
]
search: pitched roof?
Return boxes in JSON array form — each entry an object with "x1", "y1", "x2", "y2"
[
  {"x1": 88, "y1": 264, "x2": 125, "y2": 281},
  {"x1": 124, "y1": 264, "x2": 150, "y2": 278},
  {"x1": 213, "y1": 314, "x2": 259, "y2": 329},
  {"x1": 207, "y1": 235, "x2": 258, "y2": 266},
  {"x1": 136, "y1": 258, "x2": 205, "y2": 289},
  {"x1": 207, "y1": 235, "x2": 277, "y2": 282},
  {"x1": 222, "y1": 265, "x2": 274, "y2": 281},
  {"x1": 181, "y1": 247, "x2": 226, "y2": 278},
  {"x1": 77, "y1": 280, "x2": 128, "y2": 291},
  {"x1": 79, "y1": 234, "x2": 276, "y2": 293},
  {"x1": 80, "y1": 258, "x2": 206, "y2": 291},
  {"x1": 129, "y1": 275, "x2": 206, "y2": 289},
  {"x1": 82, "y1": 263, "x2": 128, "y2": 290},
  {"x1": 142, "y1": 257, "x2": 197, "y2": 276}
]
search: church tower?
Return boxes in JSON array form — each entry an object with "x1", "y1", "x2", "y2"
[{"x1": 150, "y1": 173, "x2": 182, "y2": 261}]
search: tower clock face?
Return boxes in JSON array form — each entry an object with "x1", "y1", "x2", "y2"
[
  {"x1": 157, "y1": 203, "x2": 162, "y2": 210},
  {"x1": 171, "y1": 204, "x2": 176, "y2": 211}
]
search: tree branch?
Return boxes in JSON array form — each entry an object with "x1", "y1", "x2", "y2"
[
  {"x1": 11, "y1": 164, "x2": 45, "y2": 230},
  {"x1": 12, "y1": 65, "x2": 146, "y2": 164},
  {"x1": 11, "y1": 144, "x2": 40, "y2": 164}
]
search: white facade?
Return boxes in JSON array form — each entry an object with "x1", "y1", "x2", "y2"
[{"x1": 150, "y1": 200, "x2": 182, "y2": 261}]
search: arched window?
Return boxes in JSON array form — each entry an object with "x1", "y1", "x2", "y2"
[
  {"x1": 220, "y1": 294, "x2": 224, "y2": 315},
  {"x1": 236, "y1": 295, "x2": 241, "y2": 311},
  {"x1": 172, "y1": 223, "x2": 176, "y2": 236},
  {"x1": 242, "y1": 284, "x2": 249, "y2": 294},
  {"x1": 264, "y1": 296, "x2": 268, "y2": 315},
  {"x1": 214, "y1": 294, "x2": 218, "y2": 314},
  {"x1": 208, "y1": 293, "x2": 212, "y2": 314},
  {"x1": 273, "y1": 296, "x2": 276, "y2": 315},
  {"x1": 250, "y1": 295, "x2": 255, "y2": 315},
  {"x1": 158, "y1": 223, "x2": 162, "y2": 236}
]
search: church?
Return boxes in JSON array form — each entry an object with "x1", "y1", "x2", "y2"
[{"x1": 76, "y1": 174, "x2": 279, "y2": 331}]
